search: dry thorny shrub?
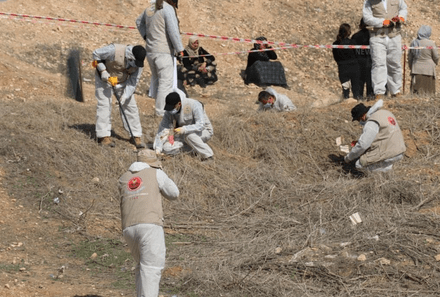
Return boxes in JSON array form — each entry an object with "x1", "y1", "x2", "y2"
[{"x1": 1, "y1": 95, "x2": 440, "y2": 296}]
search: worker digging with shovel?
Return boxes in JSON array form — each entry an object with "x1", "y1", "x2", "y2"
[{"x1": 93, "y1": 43, "x2": 147, "y2": 149}]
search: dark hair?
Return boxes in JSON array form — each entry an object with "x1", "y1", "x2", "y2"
[
  {"x1": 359, "y1": 18, "x2": 366, "y2": 29},
  {"x1": 336, "y1": 23, "x2": 351, "y2": 43},
  {"x1": 258, "y1": 91, "x2": 272, "y2": 102}
]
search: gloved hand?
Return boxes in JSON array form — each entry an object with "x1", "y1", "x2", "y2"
[
  {"x1": 119, "y1": 95, "x2": 129, "y2": 105},
  {"x1": 344, "y1": 155, "x2": 350, "y2": 163},
  {"x1": 174, "y1": 127, "x2": 185, "y2": 135},
  {"x1": 101, "y1": 70, "x2": 110, "y2": 82},
  {"x1": 108, "y1": 76, "x2": 118, "y2": 87},
  {"x1": 392, "y1": 16, "x2": 404, "y2": 23},
  {"x1": 176, "y1": 51, "x2": 184, "y2": 62},
  {"x1": 383, "y1": 19, "x2": 391, "y2": 27}
]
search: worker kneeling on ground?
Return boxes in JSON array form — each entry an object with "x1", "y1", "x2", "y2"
[
  {"x1": 93, "y1": 43, "x2": 146, "y2": 148},
  {"x1": 153, "y1": 90, "x2": 214, "y2": 162},
  {"x1": 344, "y1": 99, "x2": 406, "y2": 172},
  {"x1": 257, "y1": 87, "x2": 297, "y2": 112}
]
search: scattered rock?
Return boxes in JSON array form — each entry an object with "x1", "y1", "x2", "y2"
[
  {"x1": 4, "y1": 284, "x2": 10, "y2": 289},
  {"x1": 435, "y1": 254, "x2": 440, "y2": 261},
  {"x1": 357, "y1": 254, "x2": 367, "y2": 261},
  {"x1": 90, "y1": 252, "x2": 98, "y2": 260},
  {"x1": 377, "y1": 258, "x2": 391, "y2": 265},
  {"x1": 275, "y1": 247, "x2": 282, "y2": 254}
]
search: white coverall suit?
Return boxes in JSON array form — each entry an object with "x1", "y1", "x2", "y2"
[
  {"x1": 363, "y1": 0, "x2": 408, "y2": 96},
  {"x1": 93, "y1": 44, "x2": 143, "y2": 139},
  {"x1": 119, "y1": 162, "x2": 179, "y2": 297},
  {"x1": 136, "y1": 1, "x2": 184, "y2": 116},
  {"x1": 258, "y1": 87, "x2": 297, "y2": 112},
  {"x1": 154, "y1": 90, "x2": 214, "y2": 158}
]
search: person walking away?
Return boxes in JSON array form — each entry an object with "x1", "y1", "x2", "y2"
[
  {"x1": 136, "y1": 0, "x2": 184, "y2": 116},
  {"x1": 352, "y1": 18, "x2": 374, "y2": 100},
  {"x1": 257, "y1": 87, "x2": 297, "y2": 112},
  {"x1": 344, "y1": 99, "x2": 406, "y2": 172},
  {"x1": 154, "y1": 90, "x2": 214, "y2": 162},
  {"x1": 119, "y1": 149, "x2": 179, "y2": 297},
  {"x1": 93, "y1": 43, "x2": 146, "y2": 148},
  {"x1": 363, "y1": 0, "x2": 408, "y2": 99},
  {"x1": 408, "y1": 25, "x2": 439, "y2": 95},
  {"x1": 332, "y1": 23, "x2": 361, "y2": 99}
]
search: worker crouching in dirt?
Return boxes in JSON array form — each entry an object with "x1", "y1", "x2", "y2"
[
  {"x1": 93, "y1": 44, "x2": 146, "y2": 149},
  {"x1": 153, "y1": 90, "x2": 214, "y2": 162},
  {"x1": 119, "y1": 149, "x2": 179, "y2": 297},
  {"x1": 344, "y1": 99, "x2": 406, "y2": 172},
  {"x1": 257, "y1": 87, "x2": 297, "y2": 112}
]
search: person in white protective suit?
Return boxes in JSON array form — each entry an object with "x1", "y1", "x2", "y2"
[
  {"x1": 119, "y1": 149, "x2": 179, "y2": 297},
  {"x1": 93, "y1": 44, "x2": 146, "y2": 148},
  {"x1": 363, "y1": 0, "x2": 408, "y2": 99},
  {"x1": 136, "y1": 0, "x2": 184, "y2": 116},
  {"x1": 344, "y1": 99, "x2": 406, "y2": 172},
  {"x1": 257, "y1": 87, "x2": 297, "y2": 112},
  {"x1": 154, "y1": 90, "x2": 214, "y2": 161}
]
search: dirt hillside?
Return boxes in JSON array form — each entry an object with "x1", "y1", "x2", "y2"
[{"x1": 1, "y1": 0, "x2": 440, "y2": 296}]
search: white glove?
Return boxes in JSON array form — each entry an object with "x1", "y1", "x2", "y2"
[
  {"x1": 101, "y1": 70, "x2": 110, "y2": 82},
  {"x1": 119, "y1": 95, "x2": 129, "y2": 105}
]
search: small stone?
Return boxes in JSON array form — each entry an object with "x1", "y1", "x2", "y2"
[
  {"x1": 275, "y1": 247, "x2": 282, "y2": 254},
  {"x1": 435, "y1": 254, "x2": 440, "y2": 261},
  {"x1": 357, "y1": 254, "x2": 367, "y2": 261},
  {"x1": 378, "y1": 258, "x2": 391, "y2": 265},
  {"x1": 90, "y1": 253, "x2": 98, "y2": 260},
  {"x1": 92, "y1": 177, "x2": 100, "y2": 184},
  {"x1": 19, "y1": 267, "x2": 26, "y2": 271}
]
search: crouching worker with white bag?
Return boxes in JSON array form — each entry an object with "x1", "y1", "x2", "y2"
[
  {"x1": 119, "y1": 149, "x2": 179, "y2": 297},
  {"x1": 153, "y1": 90, "x2": 214, "y2": 162}
]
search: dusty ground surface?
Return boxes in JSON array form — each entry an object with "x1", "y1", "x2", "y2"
[{"x1": 1, "y1": 0, "x2": 440, "y2": 296}]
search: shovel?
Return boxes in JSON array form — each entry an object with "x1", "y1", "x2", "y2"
[{"x1": 108, "y1": 77, "x2": 135, "y2": 141}]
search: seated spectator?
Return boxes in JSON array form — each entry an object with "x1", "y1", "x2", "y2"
[
  {"x1": 408, "y1": 25, "x2": 439, "y2": 95},
  {"x1": 245, "y1": 36, "x2": 288, "y2": 88},
  {"x1": 179, "y1": 36, "x2": 218, "y2": 88},
  {"x1": 332, "y1": 23, "x2": 361, "y2": 100},
  {"x1": 257, "y1": 87, "x2": 296, "y2": 112},
  {"x1": 351, "y1": 18, "x2": 374, "y2": 100}
]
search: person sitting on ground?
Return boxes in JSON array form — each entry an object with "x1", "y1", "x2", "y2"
[
  {"x1": 93, "y1": 43, "x2": 147, "y2": 148},
  {"x1": 344, "y1": 99, "x2": 406, "y2": 172},
  {"x1": 408, "y1": 25, "x2": 439, "y2": 95},
  {"x1": 351, "y1": 18, "x2": 374, "y2": 100},
  {"x1": 257, "y1": 87, "x2": 297, "y2": 112},
  {"x1": 245, "y1": 36, "x2": 288, "y2": 88},
  {"x1": 332, "y1": 23, "x2": 361, "y2": 100},
  {"x1": 118, "y1": 149, "x2": 179, "y2": 297},
  {"x1": 153, "y1": 90, "x2": 214, "y2": 162},
  {"x1": 179, "y1": 36, "x2": 218, "y2": 88}
]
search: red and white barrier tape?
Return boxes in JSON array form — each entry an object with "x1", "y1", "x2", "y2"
[{"x1": 1, "y1": 12, "x2": 439, "y2": 51}]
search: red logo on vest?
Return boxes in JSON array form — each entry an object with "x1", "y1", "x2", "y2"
[
  {"x1": 388, "y1": 117, "x2": 396, "y2": 126},
  {"x1": 127, "y1": 177, "x2": 142, "y2": 191}
]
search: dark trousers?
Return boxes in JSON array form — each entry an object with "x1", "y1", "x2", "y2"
[
  {"x1": 338, "y1": 61, "x2": 361, "y2": 99},
  {"x1": 357, "y1": 58, "x2": 374, "y2": 99}
]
